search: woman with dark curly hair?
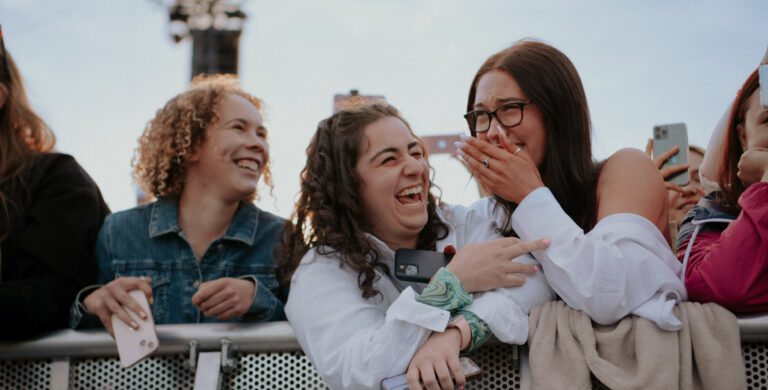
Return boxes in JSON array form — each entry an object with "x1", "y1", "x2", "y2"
[
  {"x1": 456, "y1": 39, "x2": 686, "y2": 329},
  {"x1": 0, "y1": 27, "x2": 109, "y2": 340},
  {"x1": 278, "y1": 103, "x2": 554, "y2": 390},
  {"x1": 70, "y1": 74, "x2": 286, "y2": 335}
]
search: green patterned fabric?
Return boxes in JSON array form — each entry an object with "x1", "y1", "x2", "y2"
[
  {"x1": 416, "y1": 267, "x2": 472, "y2": 311},
  {"x1": 458, "y1": 309, "x2": 491, "y2": 352}
]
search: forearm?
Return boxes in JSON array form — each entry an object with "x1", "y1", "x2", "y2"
[
  {"x1": 241, "y1": 275, "x2": 286, "y2": 321},
  {"x1": 512, "y1": 187, "x2": 685, "y2": 325}
]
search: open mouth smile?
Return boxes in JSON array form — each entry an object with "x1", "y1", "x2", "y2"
[{"x1": 395, "y1": 185, "x2": 423, "y2": 204}]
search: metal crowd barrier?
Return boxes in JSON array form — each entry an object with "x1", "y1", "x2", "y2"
[{"x1": 1, "y1": 315, "x2": 767, "y2": 390}]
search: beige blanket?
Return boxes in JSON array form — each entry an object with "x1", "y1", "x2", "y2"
[{"x1": 528, "y1": 301, "x2": 745, "y2": 390}]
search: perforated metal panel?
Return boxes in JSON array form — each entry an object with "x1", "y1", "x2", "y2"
[
  {"x1": 1, "y1": 342, "x2": 767, "y2": 389},
  {"x1": 745, "y1": 342, "x2": 768, "y2": 390},
  {"x1": 70, "y1": 354, "x2": 194, "y2": 390},
  {"x1": 0, "y1": 358, "x2": 51, "y2": 389},
  {"x1": 466, "y1": 343, "x2": 520, "y2": 389},
  {"x1": 224, "y1": 351, "x2": 327, "y2": 389}
]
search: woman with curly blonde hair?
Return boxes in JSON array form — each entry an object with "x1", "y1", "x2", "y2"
[
  {"x1": 0, "y1": 27, "x2": 109, "y2": 340},
  {"x1": 71, "y1": 74, "x2": 286, "y2": 334}
]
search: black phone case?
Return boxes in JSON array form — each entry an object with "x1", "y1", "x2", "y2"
[{"x1": 394, "y1": 249, "x2": 452, "y2": 283}]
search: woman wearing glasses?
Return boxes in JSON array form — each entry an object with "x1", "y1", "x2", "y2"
[
  {"x1": 455, "y1": 39, "x2": 687, "y2": 329},
  {"x1": 0, "y1": 29, "x2": 109, "y2": 339}
]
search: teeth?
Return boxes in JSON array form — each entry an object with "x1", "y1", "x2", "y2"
[
  {"x1": 396, "y1": 185, "x2": 422, "y2": 197},
  {"x1": 237, "y1": 160, "x2": 260, "y2": 172}
]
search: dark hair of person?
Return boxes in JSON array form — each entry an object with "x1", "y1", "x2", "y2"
[
  {"x1": 276, "y1": 103, "x2": 449, "y2": 299},
  {"x1": 718, "y1": 67, "x2": 760, "y2": 215},
  {"x1": 0, "y1": 49, "x2": 56, "y2": 242},
  {"x1": 466, "y1": 39, "x2": 600, "y2": 234}
]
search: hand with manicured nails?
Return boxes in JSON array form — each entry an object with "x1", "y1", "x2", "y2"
[
  {"x1": 83, "y1": 276, "x2": 153, "y2": 337},
  {"x1": 191, "y1": 277, "x2": 255, "y2": 320},
  {"x1": 446, "y1": 237, "x2": 549, "y2": 293},
  {"x1": 457, "y1": 129, "x2": 543, "y2": 204},
  {"x1": 737, "y1": 147, "x2": 768, "y2": 187},
  {"x1": 406, "y1": 328, "x2": 465, "y2": 390}
]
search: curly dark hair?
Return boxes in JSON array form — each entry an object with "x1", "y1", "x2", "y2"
[{"x1": 276, "y1": 103, "x2": 449, "y2": 299}]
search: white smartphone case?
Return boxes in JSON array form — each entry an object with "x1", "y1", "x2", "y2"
[
  {"x1": 112, "y1": 290, "x2": 159, "y2": 368},
  {"x1": 759, "y1": 65, "x2": 768, "y2": 108}
]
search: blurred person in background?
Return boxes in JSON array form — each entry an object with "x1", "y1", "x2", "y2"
[
  {"x1": 0, "y1": 26, "x2": 109, "y2": 340},
  {"x1": 677, "y1": 64, "x2": 768, "y2": 313}
]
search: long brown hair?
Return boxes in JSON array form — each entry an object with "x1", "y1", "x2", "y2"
[
  {"x1": 718, "y1": 68, "x2": 760, "y2": 214},
  {"x1": 0, "y1": 48, "x2": 56, "y2": 241},
  {"x1": 276, "y1": 103, "x2": 449, "y2": 299},
  {"x1": 466, "y1": 39, "x2": 600, "y2": 234}
]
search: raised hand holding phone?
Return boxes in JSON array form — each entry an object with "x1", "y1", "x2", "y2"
[
  {"x1": 112, "y1": 289, "x2": 158, "y2": 368},
  {"x1": 651, "y1": 123, "x2": 690, "y2": 187}
]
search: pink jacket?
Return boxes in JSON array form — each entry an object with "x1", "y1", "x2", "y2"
[{"x1": 676, "y1": 182, "x2": 768, "y2": 313}]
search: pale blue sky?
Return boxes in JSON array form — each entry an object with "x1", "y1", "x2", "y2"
[{"x1": 2, "y1": 1, "x2": 767, "y2": 216}]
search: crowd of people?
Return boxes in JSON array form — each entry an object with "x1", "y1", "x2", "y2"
[{"x1": 1, "y1": 23, "x2": 766, "y2": 389}]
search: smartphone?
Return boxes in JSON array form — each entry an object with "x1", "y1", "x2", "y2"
[
  {"x1": 421, "y1": 134, "x2": 463, "y2": 156},
  {"x1": 759, "y1": 65, "x2": 768, "y2": 108},
  {"x1": 112, "y1": 290, "x2": 159, "y2": 368},
  {"x1": 653, "y1": 123, "x2": 689, "y2": 186},
  {"x1": 394, "y1": 249, "x2": 453, "y2": 283},
  {"x1": 381, "y1": 357, "x2": 482, "y2": 390}
]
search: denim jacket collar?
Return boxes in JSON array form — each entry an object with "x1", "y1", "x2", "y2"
[{"x1": 148, "y1": 197, "x2": 261, "y2": 245}]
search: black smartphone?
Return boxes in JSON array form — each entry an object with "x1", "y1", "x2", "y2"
[{"x1": 394, "y1": 248, "x2": 453, "y2": 283}]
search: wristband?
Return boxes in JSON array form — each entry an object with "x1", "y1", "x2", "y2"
[
  {"x1": 416, "y1": 267, "x2": 472, "y2": 311},
  {"x1": 457, "y1": 310, "x2": 491, "y2": 353}
]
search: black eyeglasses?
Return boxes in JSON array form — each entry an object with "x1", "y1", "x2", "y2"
[
  {"x1": 464, "y1": 101, "x2": 533, "y2": 136},
  {"x1": 0, "y1": 25, "x2": 10, "y2": 84}
]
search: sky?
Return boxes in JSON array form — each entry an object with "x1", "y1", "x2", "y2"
[{"x1": 2, "y1": 1, "x2": 767, "y2": 218}]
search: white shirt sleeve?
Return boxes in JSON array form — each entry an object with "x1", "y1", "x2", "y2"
[
  {"x1": 510, "y1": 187, "x2": 687, "y2": 330},
  {"x1": 285, "y1": 250, "x2": 451, "y2": 390},
  {"x1": 442, "y1": 203, "x2": 557, "y2": 343}
]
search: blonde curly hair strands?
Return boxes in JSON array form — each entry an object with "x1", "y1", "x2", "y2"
[{"x1": 133, "y1": 74, "x2": 272, "y2": 201}]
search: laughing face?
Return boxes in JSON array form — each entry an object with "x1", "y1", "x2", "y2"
[
  {"x1": 186, "y1": 92, "x2": 268, "y2": 202},
  {"x1": 356, "y1": 116, "x2": 429, "y2": 250}
]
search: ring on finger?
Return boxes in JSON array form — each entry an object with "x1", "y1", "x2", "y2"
[
  {"x1": 482, "y1": 158, "x2": 490, "y2": 168},
  {"x1": 513, "y1": 145, "x2": 523, "y2": 155}
]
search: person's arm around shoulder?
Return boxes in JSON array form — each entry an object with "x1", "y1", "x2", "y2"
[{"x1": 596, "y1": 148, "x2": 670, "y2": 238}]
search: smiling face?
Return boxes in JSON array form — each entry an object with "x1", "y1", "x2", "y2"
[
  {"x1": 473, "y1": 69, "x2": 548, "y2": 166},
  {"x1": 355, "y1": 116, "x2": 429, "y2": 250},
  {"x1": 186, "y1": 92, "x2": 268, "y2": 202}
]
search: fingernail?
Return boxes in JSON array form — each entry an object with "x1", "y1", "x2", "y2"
[
  {"x1": 131, "y1": 322, "x2": 139, "y2": 329},
  {"x1": 149, "y1": 297, "x2": 154, "y2": 305},
  {"x1": 542, "y1": 238, "x2": 551, "y2": 245},
  {"x1": 457, "y1": 149, "x2": 468, "y2": 159},
  {"x1": 454, "y1": 141, "x2": 467, "y2": 149},
  {"x1": 460, "y1": 134, "x2": 470, "y2": 140},
  {"x1": 533, "y1": 265, "x2": 539, "y2": 272},
  {"x1": 140, "y1": 312, "x2": 147, "y2": 319}
]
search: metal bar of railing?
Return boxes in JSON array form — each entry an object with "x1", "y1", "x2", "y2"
[
  {"x1": 2, "y1": 313, "x2": 767, "y2": 361},
  {"x1": 0, "y1": 321, "x2": 301, "y2": 360}
]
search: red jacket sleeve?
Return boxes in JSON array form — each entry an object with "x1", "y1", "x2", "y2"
[{"x1": 676, "y1": 182, "x2": 768, "y2": 313}]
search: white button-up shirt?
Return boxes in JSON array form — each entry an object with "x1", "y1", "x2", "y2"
[
  {"x1": 469, "y1": 188, "x2": 687, "y2": 330},
  {"x1": 285, "y1": 203, "x2": 555, "y2": 390}
]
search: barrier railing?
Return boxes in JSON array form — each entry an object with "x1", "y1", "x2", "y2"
[{"x1": 1, "y1": 314, "x2": 767, "y2": 390}]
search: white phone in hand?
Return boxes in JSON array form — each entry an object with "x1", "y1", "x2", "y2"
[{"x1": 112, "y1": 290, "x2": 158, "y2": 368}]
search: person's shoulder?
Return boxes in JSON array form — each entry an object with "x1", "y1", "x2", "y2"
[
  {"x1": 599, "y1": 148, "x2": 662, "y2": 189},
  {"x1": 102, "y1": 202, "x2": 154, "y2": 231}
]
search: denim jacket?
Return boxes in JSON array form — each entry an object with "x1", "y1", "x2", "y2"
[{"x1": 70, "y1": 197, "x2": 287, "y2": 327}]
